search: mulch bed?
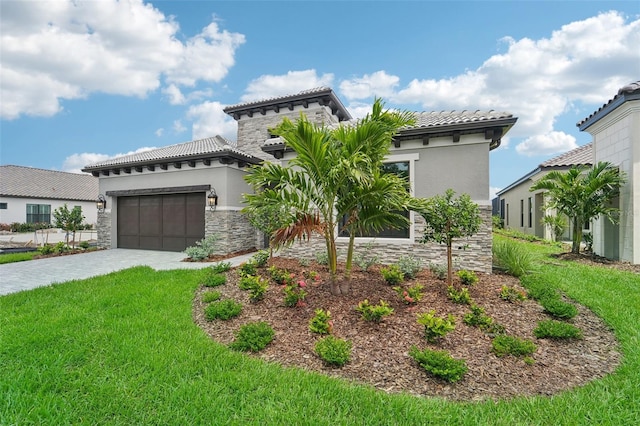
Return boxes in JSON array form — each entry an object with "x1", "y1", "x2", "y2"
[{"x1": 193, "y1": 257, "x2": 621, "y2": 401}]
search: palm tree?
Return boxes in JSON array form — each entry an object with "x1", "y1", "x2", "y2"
[{"x1": 530, "y1": 162, "x2": 626, "y2": 254}]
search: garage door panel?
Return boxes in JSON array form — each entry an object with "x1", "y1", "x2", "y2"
[
  {"x1": 140, "y1": 236, "x2": 163, "y2": 250},
  {"x1": 163, "y1": 194, "x2": 186, "y2": 237},
  {"x1": 186, "y1": 193, "x2": 205, "y2": 237},
  {"x1": 118, "y1": 197, "x2": 139, "y2": 235},
  {"x1": 140, "y1": 196, "x2": 162, "y2": 236}
]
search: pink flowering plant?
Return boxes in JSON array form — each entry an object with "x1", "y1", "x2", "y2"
[
  {"x1": 283, "y1": 281, "x2": 307, "y2": 307},
  {"x1": 392, "y1": 283, "x2": 425, "y2": 305},
  {"x1": 303, "y1": 270, "x2": 322, "y2": 284},
  {"x1": 268, "y1": 266, "x2": 294, "y2": 286}
]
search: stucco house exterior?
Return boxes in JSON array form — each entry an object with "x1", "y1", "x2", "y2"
[
  {"x1": 83, "y1": 87, "x2": 517, "y2": 273},
  {"x1": 0, "y1": 165, "x2": 98, "y2": 226},
  {"x1": 577, "y1": 81, "x2": 640, "y2": 264},
  {"x1": 496, "y1": 143, "x2": 593, "y2": 240}
]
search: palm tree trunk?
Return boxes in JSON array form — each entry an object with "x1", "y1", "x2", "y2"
[
  {"x1": 344, "y1": 234, "x2": 355, "y2": 280},
  {"x1": 572, "y1": 217, "x2": 582, "y2": 254}
]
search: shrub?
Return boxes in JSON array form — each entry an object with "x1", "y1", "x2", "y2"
[
  {"x1": 492, "y1": 335, "x2": 537, "y2": 357},
  {"x1": 204, "y1": 300, "x2": 242, "y2": 321},
  {"x1": 238, "y1": 275, "x2": 269, "y2": 302},
  {"x1": 500, "y1": 285, "x2": 527, "y2": 303},
  {"x1": 268, "y1": 266, "x2": 293, "y2": 285},
  {"x1": 542, "y1": 299, "x2": 579, "y2": 320},
  {"x1": 397, "y1": 255, "x2": 422, "y2": 279},
  {"x1": 314, "y1": 336, "x2": 352, "y2": 366},
  {"x1": 40, "y1": 244, "x2": 55, "y2": 255},
  {"x1": 356, "y1": 300, "x2": 394, "y2": 322},
  {"x1": 534, "y1": 320, "x2": 583, "y2": 339},
  {"x1": 521, "y1": 276, "x2": 558, "y2": 302},
  {"x1": 239, "y1": 275, "x2": 257, "y2": 290},
  {"x1": 457, "y1": 269, "x2": 478, "y2": 285},
  {"x1": 238, "y1": 261, "x2": 258, "y2": 278},
  {"x1": 54, "y1": 241, "x2": 67, "y2": 253},
  {"x1": 417, "y1": 310, "x2": 456, "y2": 342},
  {"x1": 315, "y1": 250, "x2": 329, "y2": 265},
  {"x1": 354, "y1": 242, "x2": 378, "y2": 272},
  {"x1": 380, "y1": 264, "x2": 404, "y2": 285},
  {"x1": 429, "y1": 263, "x2": 447, "y2": 280},
  {"x1": 211, "y1": 262, "x2": 232, "y2": 274},
  {"x1": 251, "y1": 250, "x2": 269, "y2": 267},
  {"x1": 283, "y1": 284, "x2": 307, "y2": 307},
  {"x1": 309, "y1": 309, "x2": 333, "y2": 334},
  {"x1": 79, "y1": 240, "x2": 90, "y2": 250},
  {"x1": 492, "y1": 239, "x2": 535, "y2": 277},
  {"x1": 393, "y1": 283, "x2": 424, "y2": 305},
  {"x1": 202, "y1": 291, "x2": 222, "y2": 303},
  {"x1": 298, "y1": 258, "x2": 310, "y2": 267},
  {"x1": 463, "y1": 305, "x2": 504, "y2": 334},
  {"x1": 409, "y1": 346, "x2": 468, "y2": 382},
  {"x1": 184, "y1": 235, "x2": 219, "y2": 260},
  {"x1": 228, "y1": 322, "x2": 275, "y2": 352},
  {"x1": 203, "y1": 273, "x2": 227, "y2": 287},
  {"x1": 447, "y1": 286, "x2": 472, "y2": 305},
  {"x1": 492, "y1": 214, "x2": 504, "y2": 229}
]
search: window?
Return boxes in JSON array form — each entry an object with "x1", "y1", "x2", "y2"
[
  {"x1": 506, "y1": 204, "x2": 509, "y2": 226},
  {"x1": 340, "y1": 160, "x2": 410, "y2": 239},
  {"x1": 0, "y1": 202, "x2": 7, "y2": 209},
  {"x1": 528, "y1": 197, "x2": 532, "y2": 228},
  {"x1": 26, "y1": 204, "x2": 51, "y2": 224},
  {"x1": 500, "y1": 199, "x2": 505, "y2": 220},
  {"x1": 520, "y1": 199, "x2": 524, "y2": 227}
]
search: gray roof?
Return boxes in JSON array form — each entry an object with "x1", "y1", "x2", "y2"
[
  {"x1": 540, "y1": 142, "x2": 592, "y2": 167},
  {"x1": 411, "y1": 110, "x2": 514, "y2": 128},
  {"x1": 0, "y1": 165, "x2": 98, "y2": 201},
  {"x1": 578, "y1": 81, "x2": 640, "y2": 130},
  {"x1": 83, "y1": 136, "x2": 257, "y2": 171}
]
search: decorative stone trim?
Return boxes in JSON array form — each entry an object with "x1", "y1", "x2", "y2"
[
  {"x1": 96, "y1": 212, "x2": 111, "y2": 249},
  {"x1": 205, "y1": 210, "x2": 256, "y2": 255}
]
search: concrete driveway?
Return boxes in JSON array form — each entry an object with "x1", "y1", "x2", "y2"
[{"x1": 0, "y1": 248, "x2": 254, "y2": 296}]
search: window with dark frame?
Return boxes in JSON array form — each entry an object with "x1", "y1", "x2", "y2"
[
  {"x1": 528, "y1": 197, "x2": 532, "y2": 228},
  {"x1": 0, "y1": 202, "x2": 7, "y2": 209},
  {"x1": 26, "y1": 204, "x2": 51, "y2": 224},
  {"x1": 506, "y1": 204, "x2": 509, "y2": 226},
  {"x1": 500, "y1": 199, "x2": 505, "y2": 220},
  {"x1": 520, "y1": 199, "x2": 524, "y2": 227}
]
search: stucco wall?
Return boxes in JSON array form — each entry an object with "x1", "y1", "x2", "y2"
[{"x1": 0, "y1": 196, "x2": 97, "y2": 227}]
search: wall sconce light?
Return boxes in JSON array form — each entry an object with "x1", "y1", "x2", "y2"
[
  {"x1": 207, "y1": 188, "x2": 218, "y2": 211},
  {"x1": 96, "y1": 194, "x2": 107, "y2": 212}
]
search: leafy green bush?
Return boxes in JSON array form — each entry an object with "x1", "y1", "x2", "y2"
[
  {"x1": 210, "y1": 262, "x2": 231, "y2": 274},
  {"x1": 393, "y1": 283, "x2": 424, "y2": 305},
  {"x1": 314, "y1": 336, "x2": 352, "y2": 366},
  {"x1": 447, "y1": 286, "x2": 472, "y2": 305},
  {"x1": 354, "y1": 242, "x2": 378, "y2": 272},
  {"x1": 463, "y1": 305, "x2": 504, "y2": 334},
  {"x1": 238, "y1": 275, "x2": 270, "y2": 302},
  {"x1": 417, "y1": 310, "x2": 456, "y2": 342},
  {"x1": 534, "y1": 320, "x2": 583, "y2": 339},
  {"x1": 238, "y1": 261, "x2": 258, "y2": 278},
  {"x1": 397, "y1": 255, "x2": 422, "y2": 279},
  {"x1": 380, "y1": 264, "x2": 404, "y2": 285},
  {"x1": 203, "y1": 273, "x2": 227, "y2": 287},
  {"x1": 356, "y1": 300, "x2": 394, "y2": 322},
  {"x1": 492, "y1": 239, "x2": 535, "y2": 277},
  {"x1": 521, "y1": 275, "x2": 558, "y2": 302},
  {"x1": 228, "y1": 322, "x2": 275, "y2": 352},
  {"x1": 409, "y1": 346, "x2": 468, "y2": 382},
  {"x1": 492, "y1": 214, "x2": 504, "y2": 229},
  {"x1": 268, "y1": 266, "x2": 293, "y2": 285},
  {"x1": 309, "y1": 309, "x2": 332, "y2": 334},
  {"x1": 283, "y1": 284, "x2": 307, "y2": 307},
  {"x1": 79, "y1": 240, "x2": 90, "y2": 250},
  {"x1": 202, "y1": 291, "x2": 222, "y2": 303},
  {"x1": 315, "y1": 250, "x2": 328, "y2": 265},
  {"x1": 500, "y1": 285, "x2": 527, "y2": 303},
  {"x1": 184, "y1": 235, "x2": 219, "y2": 260},
  {"x1": 251, "y1": 250, "x2": 269, "y2": 267},
  {"x1": 10, "y1": 222, "x2": 53, "y2": 232},
  {"x1": 40, "y1": 244, "x2": 55, "y2": 255},
  {"x1": 54, "y1": 241, "x2": 67, "y2": 253},
  {"x1": 492, "y1": 335, "x2": 537, "y2": 357},
  {"x1": 457, "y1": 269, "x2": 478, "y2": 285},
  {"x1": 204, "y1": 300, "x2": 242, "y2": 321},
  {"x1": 542, "y1": 299, "x2": 579, "y2": 319},
  {"x1": 429, "y1": 263, "x2": 447, "y2": 280}
]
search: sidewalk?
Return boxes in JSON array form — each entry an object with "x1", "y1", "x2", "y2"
[{"x1": 0, "y1": 249, "x2": 254, "y2": 296}]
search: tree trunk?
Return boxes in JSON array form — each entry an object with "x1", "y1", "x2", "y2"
[
  {"x1": 446, "y1": 241, "x2": 453, "y2": 286},
  {"x1": 344, "y1": 234, "x2": 355, "y2": 281},
  {"x1": 572, "y1": 217, "x2": 582, "y2": 254}
]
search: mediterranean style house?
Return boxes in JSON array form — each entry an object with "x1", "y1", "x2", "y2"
[
  {"x1": 83, "y1": 87, "x2": 517, "y2": 272},
  {"x1": 0, "y1": 165, "x2": 98, "y2": 226},
  {"x1": 577, "y1": 81, "x2": 640, "y2": 264},
  {"x1": 496, "y1": 143, "x2": 593, "y2": 240}
]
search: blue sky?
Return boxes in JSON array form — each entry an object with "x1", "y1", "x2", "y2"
[{"x1": 1, "y1": 0, "x2": 638, "y2": 198}]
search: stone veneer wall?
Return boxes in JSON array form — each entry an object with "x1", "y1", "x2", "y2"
[
  {"x1": 96, "y1": 212, "x2": 111, "y2": 249},
  {"x1": 205, "y1": 210, "x2": 257, "y2": 255},
  {"x1": 278, "y1": 206, "x2": 493, "y2": 273}
]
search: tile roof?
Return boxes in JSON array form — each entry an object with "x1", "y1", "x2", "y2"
[
  {"x1": 410, "y1": 110, "x2": 515, "y2": 128},
  {"x1": 83, "y1": 136, "x2": 254, "y2": 170},
  {"x1": 540, "y1": 142, "x2": 592, "y2": 168},
  {"x1": 578, "y1": 81, "x2": 640, "y2": 129},
  {"x1": 0, "y1": 165, "x2": 98, "y2": 201},
  {"x1": 224, "y1": 87, "x2": 332, "y2": 111}
]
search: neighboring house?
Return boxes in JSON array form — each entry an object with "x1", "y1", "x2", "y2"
[
  {"x1": 0, "y1": 165, "x2": 99, "y2": 226},
  {"x1": 83, "y1": 87, "x2": 517, "y2": 273},
  {"x1": 496, "y1": 143, "x2": 593, "y2": 240},
  {"x1": 577, "y1": 81, "x2": 640, "y2": 264}
]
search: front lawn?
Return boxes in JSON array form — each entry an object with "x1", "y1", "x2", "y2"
[{"x1": 1, "y1": 238, "x2": 638, "y2": 424}]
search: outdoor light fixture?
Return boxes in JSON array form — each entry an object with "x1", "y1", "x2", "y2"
[
  {"x1": 96, "y1": 195, "x2": 107, "y2": 212},
  {"x1": 207, "y1": 188, "x2": 218, "y2": 211}
]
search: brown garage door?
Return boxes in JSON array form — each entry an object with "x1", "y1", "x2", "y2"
[{"x1": 117, "y1": 193, "x2": 205, "y2": 251}]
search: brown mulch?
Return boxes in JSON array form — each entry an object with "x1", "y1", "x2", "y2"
[
  {"x1": 551, "y1": 251, "x2": 640, "y2": 274},
  {"x1": 193, "y1": 257, "x2": 621, "y2": 401}
]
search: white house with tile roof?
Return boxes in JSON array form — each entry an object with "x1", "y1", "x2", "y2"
[
  {"x1": 83, "y1": 87, "x2": 517, "y2": 272},
  {"x1": 496, "y1": 143, "x2": 593, "y2": 240},
  {"x1": 578, "y1": 81, "x2": 640, "y2": 264},
  {"x1": 0, "y1": 165, "x2": 99, "y2": 226}
]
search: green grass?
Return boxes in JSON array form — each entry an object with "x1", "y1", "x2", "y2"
[
  {"x1": 0, "y1": 251, "x2": 39, "y2": 264},
  {"x1": 1, "y1": 238, "x2": 639, "y2": 424}
]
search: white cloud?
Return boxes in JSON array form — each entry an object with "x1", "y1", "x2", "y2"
[
  {"x1": 0, "y1": 0, "x2": 244, "y2": 119},
  {"x1": 155, "y1": 128, "x2": 164, "y2": 137},
  {"x1": 240, "y1": 70, "x2": 334, "y2": 102},
  {"x1": 162, "y1": 84, "x2": 186, "y2": 105},
  {"x1": 515, "y1": 131, "x2": 578, "y2": 157},
  {"x1": 173, "y1": 120, "x2": 187, "y2": 133},
  {"x1": 490, "y1": 186, "x2": 502, "y2": 200},
  {"x1": 62, "y1": 147, "x2": 158, "y2": 174},
  {"x1": 186, "y1": 101, "x2": 237, "y2": 140},
  {"x1": 338, "y1": 11, "x2": 639, "y2": 150}
]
